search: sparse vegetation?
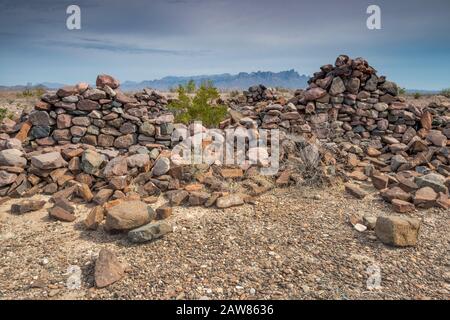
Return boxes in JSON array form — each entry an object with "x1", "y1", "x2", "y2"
[
  {"x1": 0, "y1": 107, "x2": 11, "y2": 122},
  {"x1": 414, "y1": 92, "x2": 421, "y2": 99},
  {"x1": 229, "y1": 90, "x2": 240, "y2": 98},
  {"x1": 440, "y1": 88, "x2": 450, "y2": 98},
  {"x1": 169, "y1": 82, "x2": 228, "y2": 127},
  {"x1": 16, "y1": 87, "x2": 46, "y2": 98},
  {"x1": 399, "y1": 87, "x2": 406, "y2": 95}
]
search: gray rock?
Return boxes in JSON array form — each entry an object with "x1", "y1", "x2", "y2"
[
  {"x1": 81, "y1": 149, "x2": 104, "y2": 174},
  {"x1": 152, "y1": 157, "x2": 170, "y2": 176},
  {"x1": 139, "y1": 122, "x2": 156, "y2": 136},
  {"x1": 0, "y1": 149, "x2": 27, "y2": 167},
  {"x1": 128, "y1": 221, "x2": 173, "y2": 243},
  {"x1": 0, "y1": 170, "x2": 18, "y2": 187},
  {"x1": 126, "y1": 154, "x2": 150, "y2": 168},
  {"x1": 216, "y1": 194, "x2": 244, "y2": 208},
  {"x1": 329, "y1": 77, "x2": 346, "y2": 96},
  {"x1": 31, "y1": 152, "x2": 67, "y2": 170},
  {"x1": 415, "y1": 173, "x2": 448, "y2": 194},
  {"x1": 390, "y1": 154, "x2": 407, "y2": 172},
  {"x1": 30, "y1": 126, "x2": 51, "y2": 139},
  {"x1": 29, "y1": 111, "x2": 51, "y2": 126}
]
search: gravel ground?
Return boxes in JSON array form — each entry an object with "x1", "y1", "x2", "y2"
[{"x1": 0, "y1": 182, "x2": 449, "y2": 300}]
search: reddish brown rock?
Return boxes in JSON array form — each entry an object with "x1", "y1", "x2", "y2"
[
  {"x1": 84, "y1": 206, "x2": 105, "y2": 230},
  {"x1": 381, "y1": 187, "x2": 412, "y2": 203},
  {"x1": 372, "y1": 174, "x2": 389, "y2": 190},
  {"x1": 344, "y1": 183, "x2": 367, "y2": 199},
  {"x1": 414, "y1": 187, "x2": 437, "y2": 209},
  {"x1": 11, "y1": 200, "x2": 46, "y2": 214},
  {"x1": 96, "y1": 74, "x2": 120, "y2": 89},
  {"x1": 15, "y1": 121, "x2": 32, "y2": 142},
  {"x1": 220, "y1": 168, "x2": 244, "y2": 179},
  {"x1": 375, "y1": 216, "x2": 421, "y2": 247},
  {"x1": 156, "y1": 205, "x2": 172, "y2": 220},
  {"x1": 78, "y1": 183, "x2": 94, "y2": 202},
  {"x1": 188, "y1": 191, "x2": 210, "y2": 206},
  {"x1": 49, "y1": 206, "x2": 76, "y2": 222},
  {"x1": 392, "y1": 199, "x2": 415, "y2": 213},
  {"x1": 105, "y1": 200, "x2": 154, "y2": 231},
  {"x1": 94, "y1": 249, "x2": 125, "y2": 288},
  {"x1": 93, "y1": 189, "x2": 114, "y2": 205}
]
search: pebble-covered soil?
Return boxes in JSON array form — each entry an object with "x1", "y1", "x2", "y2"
[{"x1": 0, "y1": 183, "x2": 448, "y2": 300}]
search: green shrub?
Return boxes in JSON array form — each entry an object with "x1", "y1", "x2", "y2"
[
  {"x1": 441, "y1": 88, "x2": 450, "y2": 98},
  {"x1": 185, "y1": 79, "x2": 196, "y2": 93},
  {"x1": 0, "y1": 108, "x2": 9, "y2": 122},
  {"x1": 398, "y1": 87, "x2": 406, "y2": 95},
  {"x1": 414, "y1": 92, "x2": 421, "y2": 99},
  {"x1": 169, "y1": 83, "x2": 228, "y2": 127}
]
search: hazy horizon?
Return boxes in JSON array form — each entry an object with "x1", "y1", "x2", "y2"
[{"x1": 1, "y1": 0, "x2": 449, "y2": 90}]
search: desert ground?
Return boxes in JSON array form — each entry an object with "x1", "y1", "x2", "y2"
[
  {"x1": 0, "y1": 183, "x2": 449, "y2": 300},
  {"x1": 0, "y1": 89, "x2": 449, "y2": 300}
]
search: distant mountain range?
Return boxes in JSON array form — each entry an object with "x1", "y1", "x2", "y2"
[
  {"x1": 0, "y1": 71, "x2": 442, "y2": 94},
  {"x1": 121, "y1": 70, "x2": 309, "y2": 91},
  {"x1": 0, "y1": 70, "x2": 310, "y2": 92}
]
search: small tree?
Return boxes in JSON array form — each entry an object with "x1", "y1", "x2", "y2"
[{"x1": 169, "y1": 82, "x2": 228, "y2": 127}]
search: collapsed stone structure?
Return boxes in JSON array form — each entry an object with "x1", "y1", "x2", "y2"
[{"x1": 0, "y1": 56, "x2": 449, "y2": 248}]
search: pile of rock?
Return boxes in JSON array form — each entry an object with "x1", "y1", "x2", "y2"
[
  {"x1": 0, "y1": 56, "x2": 448, "y2": 250},
  {"x1": 227, "y1": 56, "x2": 450, "y2": 212},
  {"x1": 15, "y1": 74, "x2": 173, "y2": 149},
  {"x1": 242, "y1": 84, "x2": 279, "y2": 103}
]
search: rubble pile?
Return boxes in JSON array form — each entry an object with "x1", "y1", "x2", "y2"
[
  {"x1": 0, "y1": 56, "x2": 448, "y2": 253},
  {"x1": 226, "y1": 55, "x2": 450, "y2": 212}
]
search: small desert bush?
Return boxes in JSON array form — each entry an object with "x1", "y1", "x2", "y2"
[
  {"x1": 0, "y1": 108, "x2": 9, "y2": 122},
  {"x1": 398, "y1": 87, "x2": 406, "y2": 95},
  {"x1": 16, "y1": 87, "x2": 46, "y2": 98},
  {"x1": 441, "y1": 88, "x2": 450, "y2": 98},
  {"x1": 169, "y1": 83, "x2": 228, "y2": 127},
  {"x1": 229, "y1": 90, "x2": 240, "y2": 98},
  {"x1": 414, "y1": 92, "x2": 421, "y2": 99}
]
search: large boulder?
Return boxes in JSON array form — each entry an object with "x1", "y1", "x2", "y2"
[{"x1": 105, "y1": 201, "x2": 154, "y2": 231}]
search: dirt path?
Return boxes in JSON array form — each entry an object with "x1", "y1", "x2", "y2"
[{"x1": 0, "y1": 184, "x2": 449, "y2": 300}]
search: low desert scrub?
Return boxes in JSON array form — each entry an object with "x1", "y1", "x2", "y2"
[
  {"x1": 441, "y1": 88, "x2": 450, "y2": 98},
  {"x1": 168, "y1": 82, "x2": 228, "y2": 127}
]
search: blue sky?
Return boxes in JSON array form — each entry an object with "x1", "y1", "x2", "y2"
[{"x1": 0, "y1": 0, "x2": 449, "y2": 90}]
